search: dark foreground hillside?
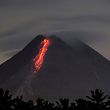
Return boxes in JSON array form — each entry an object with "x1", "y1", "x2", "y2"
[{"x1": 0, "y1": 88, "x2": 110, "y2": 110}]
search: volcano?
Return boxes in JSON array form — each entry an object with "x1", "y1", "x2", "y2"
[{"x1": 0, "y1": 35, "x2": 110, "y2": 101}]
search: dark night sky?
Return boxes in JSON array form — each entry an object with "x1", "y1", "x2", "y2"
[{"x1": 0, "y1": 0, "x2": 110, "y2": 63}]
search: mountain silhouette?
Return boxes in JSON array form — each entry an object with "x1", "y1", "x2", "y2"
[
  {"x1": 0, "y1": 35, "x2": 45, "y2": 84},
  {"x1": 0, "y1": 35, "x2": 110, "y2": 101}
]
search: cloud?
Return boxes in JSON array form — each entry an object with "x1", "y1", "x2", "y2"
[
  {"x1": 0, "y1": 48, "x2": 20, "y2": 64},
  {"x1": 0, "y1": 0, "x2": 110, "y2": 63}
]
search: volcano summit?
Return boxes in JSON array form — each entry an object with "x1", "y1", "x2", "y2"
[{"x1": 0, "y1": 35, "x2": 110, "y2": 101}]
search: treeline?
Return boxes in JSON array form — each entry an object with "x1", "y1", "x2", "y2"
[{"x1": 0, "y1": 88, "x2": 110, "y2": 110}]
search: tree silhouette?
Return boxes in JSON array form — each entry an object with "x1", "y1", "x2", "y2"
[
  {"x1": 43, "y1": 100, "x2": 54, "y2": 110},
  {"x1": 0, "y1": 88, "x2": 110, "y2": 110},
  {"x1": 36, "y1": 98, "x2": 44, "y2": 110},
  {"x1": 12, "y1": 96, "x2": 35, "y2": 110},
  {"x1": 105, "y1": 96, "x2": 110, "y2": 110},
  {"x1": 0, "y1": 88, "x2": 12, "y2": 110},
  {"x1": 56, "y1": 98, "x2": 70, "y2": 110},
  {"x1": 75, "y1": 98, "x2": 89, "y2": 110},
  {"x1": 12, "y1": 96, "x2": 25, "y2": 110},
  {"x1": 86, "y1": 89, "x2": 108, "y2": 110},
  {"x1": 69, "y1": 102, "x2": 76, "y2": 110},
  {"x1": 27, "y1": 100, "x2": 35, "y2": 110}
]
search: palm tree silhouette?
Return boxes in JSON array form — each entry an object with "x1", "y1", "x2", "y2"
[{"x1": 86, "y1": 89, "x2": 108, "y2": 110}]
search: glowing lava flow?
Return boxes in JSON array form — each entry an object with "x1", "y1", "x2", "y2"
[{"x1": 33, "y1": 39, "x2": 50, "y2": 72}]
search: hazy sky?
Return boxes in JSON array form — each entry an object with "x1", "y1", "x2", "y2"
[{"x1": 0, "y1": 0, "x2": 110, "y2": 64}]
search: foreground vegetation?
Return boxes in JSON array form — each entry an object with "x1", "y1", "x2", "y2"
[{"x1": 0, "y1": 88, "x2": 110, "y2": 110}]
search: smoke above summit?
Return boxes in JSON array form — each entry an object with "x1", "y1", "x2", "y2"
[{"x1": 0, "y1": 0, "x2": 110, "y2": 63}]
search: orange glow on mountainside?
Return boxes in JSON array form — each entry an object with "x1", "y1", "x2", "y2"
[{"x1": 33, "y1": 39, "x2": 50, "y2": 72}]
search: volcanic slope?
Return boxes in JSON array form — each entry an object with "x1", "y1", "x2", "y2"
[{"x1": 0, "y1": 35, "x2": 110, "y2": 100}]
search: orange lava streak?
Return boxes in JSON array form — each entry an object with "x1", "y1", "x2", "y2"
[{"x1": 33, "y1": 39, "x2": 50, "y2": 72}]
